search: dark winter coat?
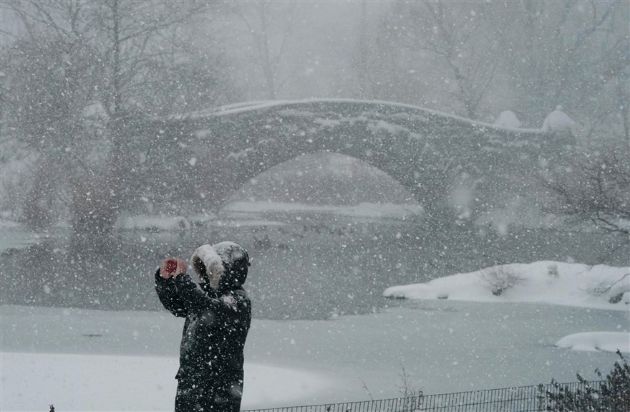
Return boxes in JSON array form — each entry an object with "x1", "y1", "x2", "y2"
[{"x1": 155, "y1": 270, "x2": 251, "y2": 412}]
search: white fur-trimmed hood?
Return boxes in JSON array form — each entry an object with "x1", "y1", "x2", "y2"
[{"x1": 191, "y1": 244, "x2": 224, "y2": 283}]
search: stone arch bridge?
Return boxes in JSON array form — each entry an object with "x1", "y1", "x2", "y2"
[{"x1": 133, "y1": 99, "x2": 572, "y2": 222}]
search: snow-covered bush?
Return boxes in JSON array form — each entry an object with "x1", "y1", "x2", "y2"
[
  {"x1": 541, "y1": 106, "x2": 576, "y2": 134},
  {"x1": 541, "y1": 351, "x2": 630, "y2": 411},
  {"x1": 588, "y1": 273, "x2": 630, "y2": 304},
  {"x1": 480, "y1": 265, "x2": 524, "y2": 296},
  {"x1": 547, "y1": 263, "x2": 559, "y2": 278},
  {"x1": 494, "y1": 110, "x2": 522, "y2": 129}
]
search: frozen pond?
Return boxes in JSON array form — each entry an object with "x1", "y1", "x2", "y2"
[
  {"x1": 1, "y1": 300, "x2": 627, "y2": 410},
  {"x1": 1, "y1": 212, "x2": 625, "y2": 320},
  {"x1": 1, "y1": 208, "x2": 628, "y2": 409}
]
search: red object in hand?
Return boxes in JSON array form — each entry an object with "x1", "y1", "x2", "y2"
[
  {"x1": 165, "y1": 259, "x2": 178, "y2": 275},
  {"x1": 160, "y1": 257, "x2": 187, "y2": 279}
]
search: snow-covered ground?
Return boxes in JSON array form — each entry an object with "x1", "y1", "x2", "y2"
[
  {"x1": 2, "y1": 352, "x2": 331, "y2": 412},
  {"x1": 383, "y1": 261, "x2": 630, "y2": 311},
  {"x1": 223, "y1": 201, "x2": 423, "y2": 220},
  {"x1": 2, "y1": 300, "x2": 627, "y2": 411}
]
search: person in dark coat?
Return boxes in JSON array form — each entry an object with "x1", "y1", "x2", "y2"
[{"x1": 155, "y1": 241, "x2": 252, "y2": 412}]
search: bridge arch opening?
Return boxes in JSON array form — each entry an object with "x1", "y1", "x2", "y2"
[
  {"x1": 209, "y1": 152, "x2": 425, "y2": 320},
  {"x1": 218, "y1": 151, "x2": 421, "y2": 212}
]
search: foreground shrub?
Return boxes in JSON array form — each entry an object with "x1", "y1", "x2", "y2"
[{"x1": 540, "y1": 350, "x2": 630, "y2": 411}]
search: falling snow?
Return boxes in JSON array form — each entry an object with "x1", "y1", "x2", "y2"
[{"x1": 0, "y1": 0, "x2": 629, "y2": 410}]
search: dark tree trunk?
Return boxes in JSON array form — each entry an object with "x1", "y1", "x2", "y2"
[
  {"x1": 69, "y1": 174, "x2": 118, "y2": 255},
  {"x1": 68, "y1": 117, "x2": 130, "y2": 256},
  {"x1": 23, "y1": 159, "x2": 56, "y2": 231}
]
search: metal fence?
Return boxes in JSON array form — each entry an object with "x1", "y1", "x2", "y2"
[{"x1": 244, "y1": 380, "x2": 608, "y2": 412}]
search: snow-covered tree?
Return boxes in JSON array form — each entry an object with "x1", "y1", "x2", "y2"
[{"x1": 0, "y1": 0, "x2": 235, "y2": 250}]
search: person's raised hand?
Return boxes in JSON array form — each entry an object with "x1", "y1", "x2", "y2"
[{"x1": 160, "y1": 257, "x2": 188, "y2": 279}]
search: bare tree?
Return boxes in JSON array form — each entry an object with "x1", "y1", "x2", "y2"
[
  {"x1": 231, "y1": 0, "x2": 298, "y2": 100},
  {"x1": 0, "y1": 0, "x2": 226, "y2": 251},
  {"x1": 372, "y1": 0, "x2": 499, "y2": 119},
  {"x1": 605, "y1": 39, "x2": 630, "y2": 144},
  {"x1": 1, "y1": 33, "x2": 103, "y2": 229},
  {"x1": 543, "y1": 146, "x2": 630, "y2": 237},
  {"x1": 352, "y1": 0, "x2": 372, "y2": 99},
  {"x1": 490, "y1": 0, "x2": 629, "y2": 134},
  {"x1": 364, "y1": 0, "x2": 628, "y2": 132}
]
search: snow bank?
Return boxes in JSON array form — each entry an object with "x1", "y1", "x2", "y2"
[
  {"x1": 114, "y1": 214, "x2": 216, "y2": 231},
  {"x1": 0, "y1": 226, "x2": 40, "y2": 253},
  {"x1": 384, "y1": 261, "x2": 630, "y2": 310},
  {"x1": 1, "y1": 352, "x2": 332, "y2": 412},
  {"x1": 115, "y1": 215, "x2": 191, "y2": 231},
  {"x1": 212, "y1": 218, "x2": 287, "y2": 227},
  {"x1": 223, "y1": 201, "x2": 423, "y2": 220},
  {"x1": 556, "y1": 332, "x2": 630, "y2": 353},
  {"x1": 0, "y1": 219, "x2": 20, "y2": 228}
]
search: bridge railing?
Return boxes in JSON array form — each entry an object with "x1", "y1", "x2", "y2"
[{"x1": 243, "y1": 380, "x2": 609, "y2": 412}]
